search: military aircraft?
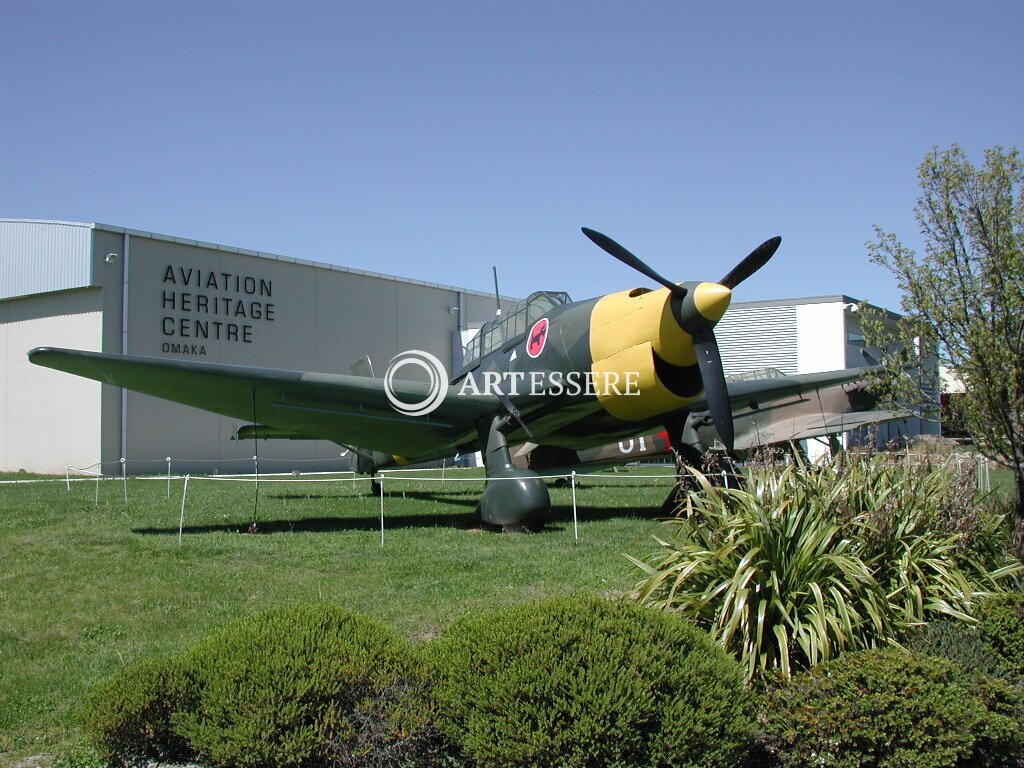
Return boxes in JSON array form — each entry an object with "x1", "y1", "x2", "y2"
[{"x1": 29, "y1": 228, "x2": 882, "y2": 530}]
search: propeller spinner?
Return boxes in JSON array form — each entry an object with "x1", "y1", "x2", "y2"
[{"x1": 582, "y1": 228, "x2": 781, "y2": 452}]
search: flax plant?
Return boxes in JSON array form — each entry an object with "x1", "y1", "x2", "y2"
[
  {"x1": 630, "y1": 455, "x2": 1022, "y2": 681},
  {"x1": 630, "y1": 468, "x2": 895, "y2": 680}
]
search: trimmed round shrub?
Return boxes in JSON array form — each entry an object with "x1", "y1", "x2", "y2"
[
  {"x1": 427, "y1": 595, "x2": 753, "y2": 768},
  {"x1": 966, "y1": 674, "x2": 1024, "y2": 768},
  {"x1": 908, "y1": 620, "x2": 1017, "y2": 683},
  {"x1": 80, "y1": 654, "x2": 194, "y2": 767},
  {"x1": 979, "y1": 592, "x2": 1024, "y2": 677},
  {"x1": 175, "y1": 603, "x2": 441, "y2": 768},
  {"x1": 760, "y1": 648, "x2": 1024, "y2": 768}
]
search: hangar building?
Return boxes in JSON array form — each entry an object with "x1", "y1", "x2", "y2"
[
  {"x1": 0, "y1": 219, "x2": 509, "y2": 474},
  {"x1": 1, "y1": 219, "x2": 936, "y2": 474}
]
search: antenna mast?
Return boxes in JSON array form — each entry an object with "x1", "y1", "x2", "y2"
[{"x1": 492, "y1": 266, "x2": 502, "y2": 316}]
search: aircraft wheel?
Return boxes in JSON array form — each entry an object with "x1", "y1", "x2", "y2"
[{"x1": 370, "y1": 479, "x2": 381, "y2": 496}]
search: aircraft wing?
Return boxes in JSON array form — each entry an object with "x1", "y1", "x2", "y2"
[
  {"x1": 690, "y1": 366, "x2": 907, "y2": 451},
  {"x1": 728, "y1": 408, "x2": 911, "y2": 450},
  {"x1": 28, "y1": 347, "x2": 499, "y2": 460},
  {"x1": 712, "y1": 366, "x2": 884, "y2": 412}
]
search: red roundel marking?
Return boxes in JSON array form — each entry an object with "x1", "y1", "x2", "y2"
[{"x1": 527, "y1": 317, "x2": 549, "y2": 358}]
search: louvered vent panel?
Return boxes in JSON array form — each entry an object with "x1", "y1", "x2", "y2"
[{"x1": 716, "y1": 305, "x2": 799, "y2": 375}]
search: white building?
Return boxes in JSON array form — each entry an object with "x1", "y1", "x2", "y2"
[{"x1": 717, "y1": 296, "x2": 940, "y2": 450}]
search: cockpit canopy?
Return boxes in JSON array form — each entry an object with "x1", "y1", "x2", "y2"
[{"x1": 461, "y1": 291, "x2": 571, "y2": 369}]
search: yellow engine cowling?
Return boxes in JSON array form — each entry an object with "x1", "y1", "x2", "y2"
[{"x1": 588, "y1": 283, "x2": 731, "y2": 421}]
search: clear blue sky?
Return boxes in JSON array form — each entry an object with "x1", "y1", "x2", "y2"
[{"x1": 2, "y1": 1, "x2": 1020, "y2": 311}]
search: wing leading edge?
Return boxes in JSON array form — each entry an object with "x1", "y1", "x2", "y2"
[
  {"x1": 716, "y1": 366, "x2": 886, "y2": 412},
  {"x1": 29, "y1": 347, "x2": 500, "y2": 460}
]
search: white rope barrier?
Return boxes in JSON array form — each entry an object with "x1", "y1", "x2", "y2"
[
  {"x1": 162, "y1": 468, "x2": 679, "y2": 546},
  {"x1": 177, "y1": 474, "x2": 359, "y2": 483},
  {"x1": 2, "y1": 453, "x2": 999, "y2": 548},
  {"x1": 0, "y1": 476, "x2": 106, "y2": 485}
]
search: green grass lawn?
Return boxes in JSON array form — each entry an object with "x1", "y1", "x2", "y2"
[
  {"x1": 0, "y1": 467, "x2": 675, "y2": 764},
  {"x1": 988, "y1": 464, "x2": 1016, "y2": 495}
]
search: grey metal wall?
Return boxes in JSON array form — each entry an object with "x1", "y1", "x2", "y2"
[
  {"x1": 717, "y1": 304, "x2": 799, "y2": 375},
  {"x1": 110, "y1": 229, "x2": 506, "y2": 474},
  {"x1": 0, "y1": 220, "x2": 92, "y2": 300}
]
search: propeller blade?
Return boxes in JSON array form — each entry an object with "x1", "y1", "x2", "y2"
[
  {"x1": 582, "y1": 228, "x2": 687, "y2": 299},
  {"x1": 720, "y1": 236, "x2": 782, "y2": 289},
  {"x1": 693, "y1": 327, "x2": 734, "y2": 452}
]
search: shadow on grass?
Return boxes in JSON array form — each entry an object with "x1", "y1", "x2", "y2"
[
  {"x1": 265, "y1": 489, "x2": 483, "y2": 507},
  {"x1": 132, "y1": 509, "x2": 480, "y2": 535},
  {"x1": 131, "y1": 497, "x2": 666, "y2": 537}
]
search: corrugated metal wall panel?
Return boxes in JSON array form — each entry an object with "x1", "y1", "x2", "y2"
[
  {"x1": 0, "y1": 220, "x2": 92, "y2": 300},
  {"x1": 717, "y1": 305, "x2": 799, "y2": 375}
]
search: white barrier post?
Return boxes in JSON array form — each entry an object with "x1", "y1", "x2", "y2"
[
  {"x1": 120, "y1": 458, "x2": 128, "y2": 504},
  {"x1": 571, "y1": 471, "x2": 579, "y2": 543},
  {"x1": 343, "y1": 453, "x2": 354, "y2": 488},
  {"x1": 178, "y1": 474, "x2": 190, "y2": 544},
  {"x1": 65, "y1": 465, "x2": 71, "y2": 491},
  {"x1": 380, "y1": 475, "x2": 387, "y2": 548},
  {"x1": 379, "y1": 476, "x2": 385, "y2": 547},
  {"x1": 94, "y1": 461, "x2": 100, "y2": 506},
  {"x1": 166, "y1": 457, "x2": 172, "y2": 498}
]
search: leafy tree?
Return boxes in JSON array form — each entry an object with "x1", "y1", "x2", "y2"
[{"x1": 865, "y1": 145, "x2": 1024, "y2": 554}]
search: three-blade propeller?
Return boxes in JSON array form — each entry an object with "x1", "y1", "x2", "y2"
[{"x1": 582, "y1": 228, "x2": 781, "y2": 452}]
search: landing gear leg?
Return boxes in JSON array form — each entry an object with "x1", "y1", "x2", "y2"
[
  {"x1": 477, "y1": 415, "x2": 550, "y2": 531},
  {"x1": 660, "y1": 414, "x2": 702, "y2": 516}
]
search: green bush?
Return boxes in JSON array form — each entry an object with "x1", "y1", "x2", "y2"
[
  {"x1": 908, "y1": 620, "x2": 1016, "y2": 682},
  {"x1": 175, "y1": 603, "x2": 441, "y2": 768},
  {"x1": 966, "y1": 674, "x2": 1024, "y2": 768},
  {"x1": 979, "y1": 592, "x2": 1024, "y2": 677},
  {"x1": 427, "y1": 595, "x2": 753, "y2": 768},
  {"x1": 760, "y1": 648, "x2": 1024, "y2": 768},
  {"x1": 631, "y1": 456, "x2": 1022, "y2": 680},
  {"x1": 79, "y1": 654, "x2": 194, "y2": 767}
]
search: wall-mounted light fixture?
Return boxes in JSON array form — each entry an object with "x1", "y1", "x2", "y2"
[{"x1": 105, "y1": 253, "x2": 119, "y2": 263}]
